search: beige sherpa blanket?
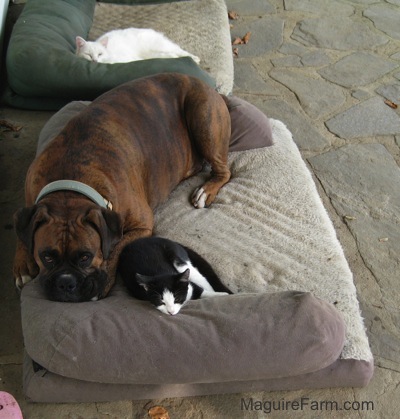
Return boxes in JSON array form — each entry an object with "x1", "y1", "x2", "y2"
[
  {"x1": 89, "y1": 0, "x2": 233, "y2": 94},
  {"x1": 154, "y1": 119, "x2": 373, "y2": 362}
]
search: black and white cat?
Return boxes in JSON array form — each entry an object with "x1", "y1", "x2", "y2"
[
  {"x1": 75, "y1": 28, "x2": 200, "y2": 64},
  {"x1": 118, "y1": 237, "x2": 232, "y2": 315}
]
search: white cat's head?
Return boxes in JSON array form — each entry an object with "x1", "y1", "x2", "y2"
[{"x1": 75, "y1": 36, "x2": 109, "y2": 63}]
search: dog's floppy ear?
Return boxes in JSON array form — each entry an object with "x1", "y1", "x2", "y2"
[
  {"x1": 14, "y1": 205, "x2": 50, "y2": 253},
  {"x1": 84, "y1": 208, "x2": 122, "y2": 259}
]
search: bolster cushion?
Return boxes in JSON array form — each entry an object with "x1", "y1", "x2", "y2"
[{"x1": 21, "y1": 281, "x2": 345, "y2": 385}]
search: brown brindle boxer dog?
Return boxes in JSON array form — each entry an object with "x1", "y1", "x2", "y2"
[{"x1": 13, "y1": 73, "x2": 231, "y2": 302}]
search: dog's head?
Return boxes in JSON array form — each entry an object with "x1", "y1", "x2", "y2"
[{"x1": 14, "y1": 202, "x2": 122, "y2": 302}]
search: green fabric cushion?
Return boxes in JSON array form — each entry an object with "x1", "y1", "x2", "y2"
[{"x1": 3, "y1": 0, "x2": 215, "y2": 110}]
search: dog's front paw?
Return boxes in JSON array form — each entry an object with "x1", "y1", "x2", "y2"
[
  {"x1": 13, "y1": 263, "x2": 39, "y2": 291},
  {"x1": 15, "y1": 275, "x2": 33, "y2": 291},
  {"x1": 13, "y1": 251, "x2": 39, "y2": 291}
]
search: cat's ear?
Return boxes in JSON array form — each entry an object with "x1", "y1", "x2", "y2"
[
  {"x1": 99, "y1": 36, "x2": 109, "y2": 48},
  {"x1": 136, "y1": 273, "x2": 153, "y2": 291},
  {"x1": 179, "y1": 269, "x2": 190, "y2": 283},
  {"x1": 75, "y1": 36, "x2": 86, "y2": 49}
]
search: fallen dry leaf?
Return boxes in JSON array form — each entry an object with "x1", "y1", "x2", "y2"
[
  {"x1": 233, "y1": 47, "x2": 239, "y2": 57},
  {"x1": 148, "y1": 406, "x2": 170, "y2": 419},
  {"x1": 232, "y1": 37, "x2": 244, "y2": 45},
  {"x1": 0, "y1": 119, "x2": 22, "y2": 132},
  {"x1": 243, "y1": 32, "x2": 251, "y2": 44},
  {"x1": 384, "y1": 99, "x2": 398, "y2": 109},
  {"x1": 232, "y1": 32, "x2": 251, "y2": 46},
  {"x1": 228, "y1": 10, "x2": 239, "y2": 20}
]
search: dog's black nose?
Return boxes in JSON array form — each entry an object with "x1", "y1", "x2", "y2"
[{"x1": 56, "y1": 273, "x2": 77, "y2": 293}]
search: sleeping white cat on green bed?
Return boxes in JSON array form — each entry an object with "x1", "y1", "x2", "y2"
[{"x1": 75, "y1": 28, "x2": 200, "y2": 64}]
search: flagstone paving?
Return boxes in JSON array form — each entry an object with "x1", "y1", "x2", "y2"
[
  {"x1": 318, "y1": 52, "x2": 398, "y2": 88},
  {"x1": 326, "y1": 97, "x2": 400, "y2": 138}
]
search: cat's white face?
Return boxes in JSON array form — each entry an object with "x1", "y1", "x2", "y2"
[
  {"x1": 75, "y1": 37, "x2": 109, "y2": 63},
  {"x1": 157, "y1": 290, "x2": 184, "y2": 316}
]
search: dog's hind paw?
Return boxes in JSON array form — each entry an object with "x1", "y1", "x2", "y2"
[{"x1": 191, "y1": 187, "x2": 207, "y2": 208}]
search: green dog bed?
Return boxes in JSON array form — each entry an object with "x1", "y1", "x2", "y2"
[{"x1": 3, "y1": 0, "x2": 232, "y2": 110}]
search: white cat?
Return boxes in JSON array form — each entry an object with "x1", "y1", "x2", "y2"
[{"x1": 75, "y1": 28, "x2": 200, "y2": 64}]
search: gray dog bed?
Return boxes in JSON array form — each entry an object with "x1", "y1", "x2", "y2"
[{"x1": 20, "y1": 99, "x2": 373, "y2": 402}]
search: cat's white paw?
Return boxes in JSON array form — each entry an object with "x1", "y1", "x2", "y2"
[
  {"x1": 192, "y1": 55, "x2": 201, "y2": 64},
  {"x1": 200, "y1": 291, "x2": 230, "y2": 298}
]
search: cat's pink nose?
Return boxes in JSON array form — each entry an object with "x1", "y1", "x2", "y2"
[{"x1": 168, "y1": 309, "x2": 179, "y2": 315}]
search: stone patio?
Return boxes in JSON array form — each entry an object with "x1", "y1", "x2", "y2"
[{"x1": 1, "y1": 0, "x2": 399, "y2": 417}]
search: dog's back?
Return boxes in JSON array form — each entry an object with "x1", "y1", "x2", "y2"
[{"x1": 26, "y1": 73, "x2": 230, "y2": 209}]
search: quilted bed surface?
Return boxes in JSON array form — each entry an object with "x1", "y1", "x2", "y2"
[{"x1": 155, "y1": 118, "x2": 373, "y2": 362}]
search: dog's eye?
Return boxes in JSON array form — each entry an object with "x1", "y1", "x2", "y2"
[
  {"x1": 41, "y1": 251, "x2": 57, "y2": 267},
  {"x1": 78, "y1": 253, "x2": 93, "y2": 267},
  {"x1": 44, "y1": 255, "x2": 53, "y2": 263}
]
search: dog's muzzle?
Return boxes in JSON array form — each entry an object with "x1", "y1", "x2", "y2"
[{"x1": 41, "y1": 268, "x2": 108, "y2": 302}]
